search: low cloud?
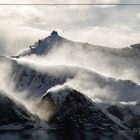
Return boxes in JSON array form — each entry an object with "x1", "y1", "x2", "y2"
[{"x1": 65, "y1": 25, "x2": 140, "y2": 48}]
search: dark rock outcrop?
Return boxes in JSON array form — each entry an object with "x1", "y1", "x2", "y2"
[{"x1": 38, "y1": 85, "x2": 124, "y2": 131}]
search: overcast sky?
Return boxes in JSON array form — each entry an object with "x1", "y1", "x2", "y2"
[{"x1": 0, "y1": 0, "x2": 140, "y2": 55}]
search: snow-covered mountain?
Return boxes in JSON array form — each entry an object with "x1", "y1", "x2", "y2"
[
  {"x1": 12, "y1": 31, "x2": 140, "y2": 84},
  {"x1": 9, "y1": 58, "x2": 140, "y2": 103},
  {"x1": 35, "y1": 85, "x2": 138, "y2": 139},
  {"x1": 1, "y1": 55, "x2": 140, "y2": 130},
  {"x1": 13, "y1": 31, "x2": 69, "y2": 57},
  {"x1": 14, "y1": 31, "x2": 140, "y2": 58},
  {"x1": 39, "y1": 85, "x2": 125, "y2": 130},
  {"x1": 1, "y1": 31, "x2": 140, "y2": 139}
]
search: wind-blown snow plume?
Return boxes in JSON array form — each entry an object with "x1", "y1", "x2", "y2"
[
  {"x1": 1, "y1": 32, "x2": 140, "y2": 130},
  {"x1": 16, "y1": 36, "x2": 140, "y2": 84},
  {"x1": 9, "y1": 31, "x2": 140, "y2": 105}
]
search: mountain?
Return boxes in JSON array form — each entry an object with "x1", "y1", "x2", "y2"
[
  {"x1": 38, "y1": 85, "x2": 126, "y2": 130},
  {"x1": 13, "y1": 31, "x2": 70, "y2": 58},
  {"x1": 7, "y1": 57, "x2": 140, "y2": 103},
  {"x1": 14, "y1": 31, "x2": 140, "y2": 58},
  {"x1": 1, "y1": 31, "x2": 140, "y2": 139},
  {"x1": 1, "y1": 56, "x2": 139, "y2": 124},
  {"x1": 0, "y1": 87, "x2": 135, "y2": 140},
  {"x1": 12, "y1": 31, "x2": 140, "y2": 84},
  {"x1": 36, "y1": 85, "x2": 139, "y2": 140},
  {"x1": 1, "y1": 55, "x2": 140, "y2": 104}
]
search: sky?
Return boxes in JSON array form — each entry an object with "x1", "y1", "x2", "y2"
[{"x1": 0, "y1": 0, "x2": 140, "y2": 55}]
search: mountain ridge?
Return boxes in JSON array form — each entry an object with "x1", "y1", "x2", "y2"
[{"x1": 13, "y1": 31, "x2": 140, "y2": 58}]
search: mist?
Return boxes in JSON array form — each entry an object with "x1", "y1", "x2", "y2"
[
  {"x1": 1, "y1": 36, "x2": 140, "y2": 123},
  {"x1": 16, "y1": 41, "x2": 140, "y2": 84},
  {"x1": 11, "y1": 52, "x2": 140, "y2": 104}
]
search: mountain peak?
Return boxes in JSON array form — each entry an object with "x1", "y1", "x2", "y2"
[{"x1": 51, "y1": 31, "x2": 59, "y2": 37}]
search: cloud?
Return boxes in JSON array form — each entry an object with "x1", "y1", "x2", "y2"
[
  {"x1": 137, "y1": 13, "x2": 140, "y2": 18},
  {"x1": 0, "y1": 20, "x2": 50, "y2": 55},
  {"x1": 64, "y1": 25, "x2": 140, "y2": 48}
]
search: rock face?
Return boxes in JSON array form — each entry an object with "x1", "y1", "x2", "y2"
[
  {"x1": 38, "y1": 85, "x2": 124, "y2": 130},
  {"x1": 107, "y1": 103, "x2": 140, "y2": 130},
  {"x1": 11, "y1": 62, "x2": 75, "y2": 97},
  {"x1": 0, "y1": 90, "x2": 37, "y2": 130},
  {"x1": 51, "y1": 31, "x2": 59, "y2": 36}
]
